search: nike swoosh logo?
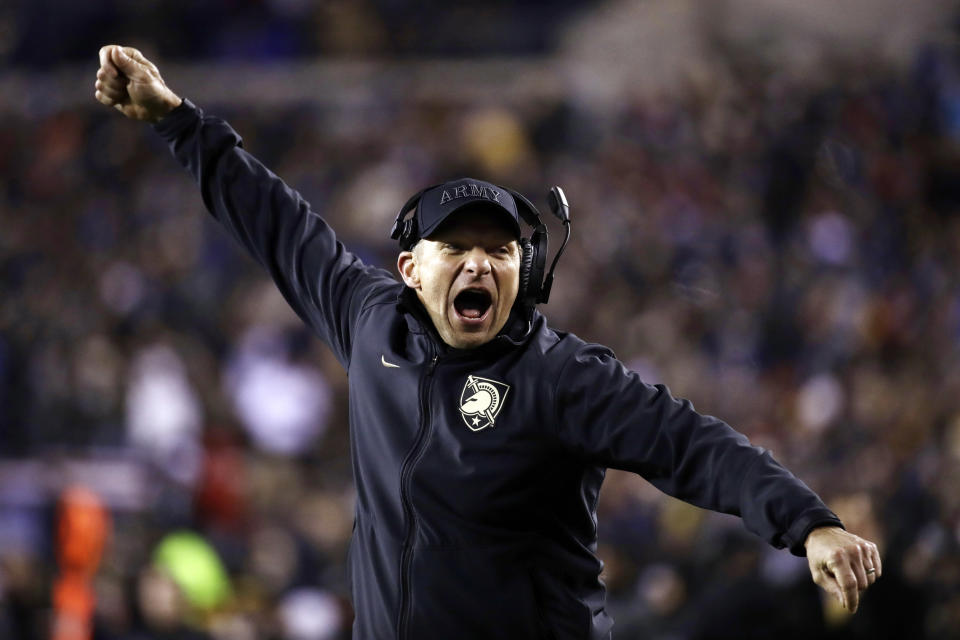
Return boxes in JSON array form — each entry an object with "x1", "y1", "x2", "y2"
[{"x1": 381, "y1": 355, "x2": 401, "y2": 368}]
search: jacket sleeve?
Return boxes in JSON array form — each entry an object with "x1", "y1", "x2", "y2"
[
  {"x1": 552, "y1": 344, "x2": 843, "y2": 555},
  {"x1": 153, "y1": 99, "x2": 396, "y2": 366}
]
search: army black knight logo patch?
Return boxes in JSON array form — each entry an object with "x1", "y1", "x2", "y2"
[{"x1": 458, "y1": 375, "x2": 510, "y2": 432}]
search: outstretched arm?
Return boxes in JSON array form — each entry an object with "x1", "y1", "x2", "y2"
[{"x1": 553, "y1": 345, "x2": 881, "y2": 611}]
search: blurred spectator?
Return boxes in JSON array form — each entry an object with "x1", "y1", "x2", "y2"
[
  {"x1": 223, "y1": 326, "x2": 332, "y2": 457},
  {"x1": 126, "y1": 343, "x2": 204, "y2": 486}
]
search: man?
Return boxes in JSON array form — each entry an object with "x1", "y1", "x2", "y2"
[{"x1": 94, "y1": 45, "x2": 881, "y2": 639}]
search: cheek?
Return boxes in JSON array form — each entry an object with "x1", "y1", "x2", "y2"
[
  {"x1": 420, "y1": 265, "x2": 452, "y2": 301},
  {"x1": 500, "y1": 265, "x2": 520, "y2": 300}
]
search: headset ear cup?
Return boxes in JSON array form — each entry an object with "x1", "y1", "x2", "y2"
[
  {"x1": 529, "y1": 226, "x2": 549, "y2": 304},
  {"x1": 519, "y1": 238, "x2": 535, "y2": 307}
]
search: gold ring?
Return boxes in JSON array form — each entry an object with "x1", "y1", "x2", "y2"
[{"x1": 865, "y1": 568, "x2": 876, "y2": 574}]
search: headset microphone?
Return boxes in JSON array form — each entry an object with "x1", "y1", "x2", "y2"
[
  {"x1": 538, "y1": 186, "x2": 571, "y2": 304},
  {"x1": 547, "y1": 186, "x2": 569, "y2": 222}
]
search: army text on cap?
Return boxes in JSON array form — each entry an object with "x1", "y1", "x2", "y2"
[{"x1": 439, "y1": 183, "x2": 502, "y2": 205}]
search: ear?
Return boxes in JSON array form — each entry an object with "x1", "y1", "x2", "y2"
[{"x1": 397, "y1": 251, "x2": 420, "y2": 289}]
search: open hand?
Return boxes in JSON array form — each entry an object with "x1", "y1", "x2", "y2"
[{"x1": 94, "y1": 45, "x2": 181, "y2": 123}]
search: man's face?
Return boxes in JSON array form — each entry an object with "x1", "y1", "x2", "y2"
[{"x1": 398, "y1": 212, "x2": 520, "y2": 349}]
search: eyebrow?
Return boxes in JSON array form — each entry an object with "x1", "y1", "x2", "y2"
[
  {"x1": 435, "y1": 232, "x2": 515, "y2": 243},
  {"x1": 441, "y1": 238, "x2": 515, "y2": 249}
]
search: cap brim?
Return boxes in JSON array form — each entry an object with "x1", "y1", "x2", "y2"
[{"x1": 420, "y1": 200, "x2": 522, "y2": 240}]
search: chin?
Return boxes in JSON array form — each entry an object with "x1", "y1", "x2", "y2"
[{"x1": 448, "y1": 332, "x2": 491, "y2": 349}]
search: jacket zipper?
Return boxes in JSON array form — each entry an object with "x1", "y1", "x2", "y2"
[{"x1": 397, "y1": 353, "x2": 438, "y2": 640}]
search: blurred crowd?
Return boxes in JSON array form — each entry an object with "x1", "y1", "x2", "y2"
[
  {"x1": 3, "y1": 10, "x2": 960, "y2": 640},
  {"x1": 4, "y1": 0, "x2": 586, "y2": 66}
]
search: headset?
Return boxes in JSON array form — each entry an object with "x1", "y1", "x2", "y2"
[{"x1": 391, "y1": 183, "x2": 572, "y2": 310}]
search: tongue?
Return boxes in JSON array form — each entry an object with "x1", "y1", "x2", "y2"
[{"x1": 456, "y1": 291, "x2": 489, "y2": 319}]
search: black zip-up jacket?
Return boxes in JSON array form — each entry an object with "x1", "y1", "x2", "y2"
[{"x1": 155, "y1": 100, "x2": 843, "y2": 640}]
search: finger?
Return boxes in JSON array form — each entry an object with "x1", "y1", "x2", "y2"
[
  {"x1": 109, "y1": 47, "x2": 148, "y2": 80},
  {"x1": 851, "y1": 547, "x2": 869, "y2": 591},
  {"x1": 94, "y1": 79, "x2": 126, "y2": 101},
  {"x1": 96, "y1": 67, "x2": 123, "y2": 84},
  {"x1": 98, "y1": 45, "x2": 112, "y2": 71},
  {"x1": 823, "y1": 565, "x2": 846, "y2": 610},
  {"x1": 123, "y1": 47, "x2": 158, "y2": 74},
  {"x1": 94, "y1": 72, "x2": 125, "y2": 92},
  {"x1": 813, "y1": 567, "x2": 843, "y2": 609},
  {"x1": 96, "y1": 72, "x2": 128, "y2": 96},
  {"x1": 828, "y1": 581, "x2": 847, "y2": 610},
  {"x1": 95, "y1": 89, "x2": 117, "y2": 107},
  {"x1": 832, "y1": 564, "x2": 860, "y2": 612},
  {"x1": 98, "y1": 45, "x2": 119, "y2": 78},
  {"x1": 871, "y1": 543, "x2": 882, "y2": 578},
  {"x1": 861, "y1": 544, "x2": 879, "y2": 586},
  {"x1": 119, "y1": 46, "x2": 161, "y2": 79},
  {"x1": 97, "y1": 80, "x2": 128, "y2": 98}
]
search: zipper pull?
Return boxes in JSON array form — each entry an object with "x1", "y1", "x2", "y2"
[{"x1": 428, "y1": 355, "x2": 438, "y2": 373}]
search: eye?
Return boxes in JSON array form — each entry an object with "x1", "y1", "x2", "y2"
[{"x1": 443, "y1": 242, "x2": 463, "y2": 253}]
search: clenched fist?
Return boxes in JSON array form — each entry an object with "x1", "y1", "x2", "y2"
[{"x1": 94, "y1": 45, "x2": 181, "y2": 123}]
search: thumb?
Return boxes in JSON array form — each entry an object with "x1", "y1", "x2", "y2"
[
  {"x1": 110, "y1": 46, "x2": 149, "y2": 78},
  {"x1": 827, "y1": 577, "x2": 847, "y2": 610},
  {"x1": 814, "y1": 565, "x2": 847, "y2": 610}
]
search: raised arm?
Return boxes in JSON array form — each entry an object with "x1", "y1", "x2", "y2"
[{"x1": 94, "y1": 45, "x2": 396, "y2": 364}]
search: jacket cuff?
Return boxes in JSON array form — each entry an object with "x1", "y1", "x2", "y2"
[
  {"x1": 153, "y1": 98, "x2": 199, "y2": 140},
  {"x1": 784, "y1": 509, "x2": 844, "y2": 556}
]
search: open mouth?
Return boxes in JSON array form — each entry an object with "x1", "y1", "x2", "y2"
[{"x1": 453, "y1": 288, "x2": 492, "y2": 322}]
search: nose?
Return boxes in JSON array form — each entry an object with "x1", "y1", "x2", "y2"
[{"x1": 463, "y1": 248, "x2": 492, "y2": 277}]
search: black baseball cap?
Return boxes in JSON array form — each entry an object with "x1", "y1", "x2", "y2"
[{"x1": 414, "y1": 178, "x2": 522, "y2": 243}]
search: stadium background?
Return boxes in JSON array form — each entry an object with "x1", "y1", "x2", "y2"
[{"x1": 2, "y1": 1, "x2": 960, "y2": 638}]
